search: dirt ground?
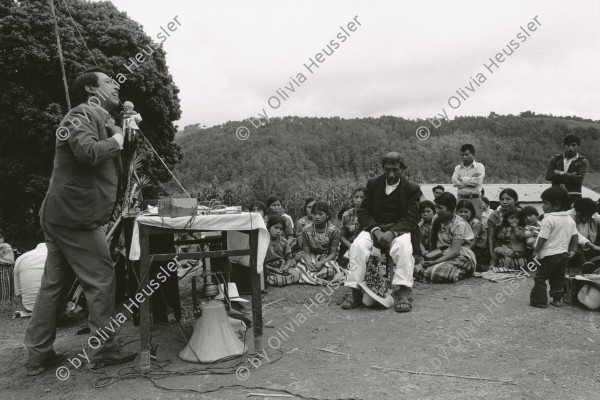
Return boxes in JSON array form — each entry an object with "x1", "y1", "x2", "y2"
[{"x1": 1, "y1": 274, "x2": 599, "y2": 400}]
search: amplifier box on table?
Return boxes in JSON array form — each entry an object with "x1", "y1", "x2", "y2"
[{"x1": 158, "y1": 198, "x2": 198, "y2": 218}]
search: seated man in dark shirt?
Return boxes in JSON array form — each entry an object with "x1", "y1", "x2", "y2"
[{"x1": 341, "y1": 152, "x2": 422, "y2": 312}]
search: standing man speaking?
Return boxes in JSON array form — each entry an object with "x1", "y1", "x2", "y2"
[
  {"x1": 452, "y1": 144, "x2": 485, "y2": 219},
  {"x1": 24, "y1": 68, "x2": 136, "y2": 375}
]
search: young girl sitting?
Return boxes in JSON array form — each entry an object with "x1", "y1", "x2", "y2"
[
  {"x1": 456, "y1": 200, "x2": 489, "y2": 270},
  {"x1": 266, "y1": 197, "x2": 295, "y2": 244},
  {"x1": 418, "y1": 201, "x2": 436, "y2": 254},
  {"x1": 520, "y1": 206, "x2": 540, "y2": 253},
  {"x1": 339, "y1": 187, "x2": 366, "y2": 265},
  {"x1": 249, "y1": 200, "x2": 268, "y2": 223},
  {"x1": 416, "y1": 193, "x2": 476, "y2": 283},
  {"x1": 494, "y1": 208, "x2": 528, "y2": 270},
  {"x1": 265, "y1": 215, "x2": 300, "y2": 287},
  {"x1": 294, "y1": 197, "x2": 316, "y2": 249},
  {"x1": 296, "y1": 201, "x2": 344, "y2": 284}
]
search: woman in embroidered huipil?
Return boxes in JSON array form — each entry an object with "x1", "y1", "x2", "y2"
[
  {"x1": 297, "y1": 201, "x2": 342, "y2": 280},
  {"x1": 417, "y1": 193, "x2": 476, "y2": 283}
]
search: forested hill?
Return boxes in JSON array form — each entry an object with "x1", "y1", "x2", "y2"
[{"x1": 173, "y1": 113, "x2": 600, "y2": 209}]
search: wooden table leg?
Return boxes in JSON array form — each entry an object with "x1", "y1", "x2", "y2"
[
  {"x1": 138, "y1": 225, "x2": 151, "y2": 369},
  {"x1": 249, "y1": 229, "x2": 263, "y2": 352},
  {"x1": 221, "y1": 231, "x2": 230, "y2": 304}
]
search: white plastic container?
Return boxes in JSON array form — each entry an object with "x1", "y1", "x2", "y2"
[{"x1": 578, "y1": 284, "x2": 600, "y2": 310}]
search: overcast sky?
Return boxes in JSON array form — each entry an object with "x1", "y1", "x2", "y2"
[{"x1": 101, "y1": 0, "x2": 600, "y2": 129}]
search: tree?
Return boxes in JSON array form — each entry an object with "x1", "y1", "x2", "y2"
[{"x1": 0, "y1": 0, "x2": 182, "y2": 240}]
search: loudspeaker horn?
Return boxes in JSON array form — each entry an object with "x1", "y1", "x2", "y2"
[{"x1": 179, "y1": 300, "x2": 245, "y2": 363}]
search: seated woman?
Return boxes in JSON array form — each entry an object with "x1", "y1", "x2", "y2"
[
  {"x1": 265, "y1": 215, "x2": 300, "y2": 286},
  {"x1": 296, "y1": 201, "x2": 344, "y2": 284},
  {"x1": 339, "y1": 187, "x2": 366, "y2": 266},
  {"x1": 492, "y1": 208, "x2": 529, "y2": 270},
  {"x1": 456, "y1": 200, "x2": 489, "y2": 270},
  {"x1": 567, "y1": 198, "x2": 600, "y2": 272},
  {"x1": 249, "y1": 201, "x2": 268, "y2": 224},
  {"x1": 293, "y1": 197, "x2": 316, "y2": 254},
  {"x1": 416, "y1": 192, "x2": 476, "y2": 283},
  {"x1": 295, "y1": 198, "x2": 316, "y2": 239},
  {"x1": 487, "y1": 188, "x2": 522, "y2": 269},
  {"x1": 266, "y1": 197, "x2": 295, "y2": 244}
]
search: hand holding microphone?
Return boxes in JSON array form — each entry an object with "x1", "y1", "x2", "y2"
[{"x1": 105, "y1": 117, "x2": 124, "y2": 149}]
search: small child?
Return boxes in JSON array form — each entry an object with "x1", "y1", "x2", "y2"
[
  {"x1": 265, "y1": 215, "x2": 299, "y2": 287},
  {"x1": 298, "y1": 201, "x2": 342, "y2": 280},
  {"x1": 339, "y1": 187, "x2": 366, "y2": 261},
  {"x1": 520, "y1": 206, "x2": 540, "y2": 252},
  {"x1": 266, "y1": 197, "x2": 295, "y2": 244},
  {"x1": 418, "y1": 200, "x2": 436, "y2": 254},
  {"x1": 481, "y1": 196, "x2": 492, "y2": 227},
  {"x1": 494, "y1": 208, "x2": 528, "y2": 270},
  {"x1": 457, "y1": 200, "x2": 489, "y2": 269},
  {"x1": 530, "y1": 187, "x2": 578, "y2": 308},
  {"x1": 0, "y1": 229, "x2": 15, "y2": 302}
]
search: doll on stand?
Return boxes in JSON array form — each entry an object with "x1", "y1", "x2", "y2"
[
  {"x1": 123, "y1": 101, "x2": 142, "y2": 131},
  {"x1": 121, "y1": 101, "x2": 143, "y2": 214},
  {"x1": 121, "y1": 101, "x2": 142, "y2": 166}
]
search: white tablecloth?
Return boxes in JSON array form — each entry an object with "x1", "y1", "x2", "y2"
[{"x1": 128, "y1": 212, "x2": 268, "y2": 273}]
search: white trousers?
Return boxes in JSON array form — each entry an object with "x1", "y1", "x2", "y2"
[{"x1": 345, "y1": 231, "x2": 414, "y2": 289}]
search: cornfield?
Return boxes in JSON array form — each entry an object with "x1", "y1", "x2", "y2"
[{"x1": 184, "y1": 177, "x2": 366, "y2": 226}]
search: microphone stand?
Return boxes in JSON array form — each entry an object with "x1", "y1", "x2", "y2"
[{"x1": 121, "y1": 114, "x2": 141, "y2": 217}]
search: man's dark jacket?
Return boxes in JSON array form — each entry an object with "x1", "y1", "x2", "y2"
[
  {"x1": 40, "y1": 104, "x2": 122, "y2": 229},
  {"x1": 545, "y1": 153, "x2": 589, "y2": 195},
  {"x1": 357, "y1": 174, "x2": 422, "y2": 254}
]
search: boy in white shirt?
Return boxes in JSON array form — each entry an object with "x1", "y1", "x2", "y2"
[{"x1": 530, "y1": 187, "x2": 578, "y2": 308}]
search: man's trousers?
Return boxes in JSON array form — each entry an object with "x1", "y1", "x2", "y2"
[
  {"x1": 345, "y1": 231, "x2": 414, "y2": 289},
  {"x1": 24, "y1": 219, "x2": 117, "y2": 365}
]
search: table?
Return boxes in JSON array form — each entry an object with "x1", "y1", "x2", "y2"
[{"x1": 128, "y1": 212, "x2": 269, "y2": 366}]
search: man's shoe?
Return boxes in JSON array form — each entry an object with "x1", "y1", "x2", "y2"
[
  {"x1": 89, "y1": 349, "x2": 137, "y2": 368},
  {"x1": 341, "y1": 288, "x2": 362, "y2": 310},
  {"x1": 26, "y1": 351, "x2": 67, "y2": 376}
]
